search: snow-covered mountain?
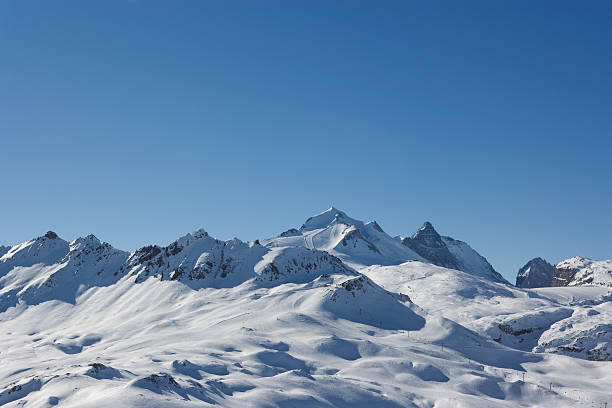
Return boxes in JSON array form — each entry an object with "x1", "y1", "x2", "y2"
[
  {"x1": 265, "y1": 208, "x2": 507, "y2": 283},
  {"x1": 0, "y1": 231, "x2": 70, "y2": 276},
  {"x1": 0, "y1": 233, "x2": 128, "y2": 312},
  {"x1": 516, "y1": 256, "x2": 612, "y2": 288},
  {"x1": 516, "y1": 257, "x2": 556, "y2": 288},
  {"x1": 0, "y1": 211, "x2": 611, "y2": 407},
  {"x1": 264, "y1": 207, "x2": 427, "y2": 267},
  {"x1": 555, "y1": 256, "x2": 612, "y2": 287},
  {"x1": 401, "y1": 221, "x2": 507, "y2": 283}
]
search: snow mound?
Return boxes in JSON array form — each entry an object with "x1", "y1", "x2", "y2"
[{"x1": 315, "y1": 275, "x2": 426, "y2": 330}]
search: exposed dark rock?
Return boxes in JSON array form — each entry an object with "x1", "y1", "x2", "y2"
[
  {"x1": 516, "y1": 257, "x2": 555, "y2": 288},
  {"x1": 401, "y1": 222, "x2": 460, "y2": 270},
  {"x1": 44, "y1": 231, "x2": 58, "y2": 239}
]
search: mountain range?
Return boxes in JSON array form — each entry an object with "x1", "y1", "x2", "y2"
[{"x1": 0, "y1": 208, "x2": 610, "y2": 407}]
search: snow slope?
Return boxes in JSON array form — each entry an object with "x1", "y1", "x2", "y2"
[
  {"x1": 361, "y1": 261, "x2": 612, "y2": 364},
  {"x1": 2, "y1": 259, "x2": 610, "y2": 407},
  {"x1": 0, "y1": 216, "x2": 611, "y2": 407}
]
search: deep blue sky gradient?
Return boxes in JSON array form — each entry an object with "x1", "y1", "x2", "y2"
[{"x1": 1, "y1": 1, "x2": 610, "y2": 281}]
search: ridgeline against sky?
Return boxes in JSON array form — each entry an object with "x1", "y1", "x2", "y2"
[{"x1": 0, "y1": 1, "x2": 610, "y2": 282}]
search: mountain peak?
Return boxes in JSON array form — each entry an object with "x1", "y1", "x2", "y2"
[
  {"x1": 70, "y1": 234, "x2": 103, "y2": 250},
  {"x1": 43, "y1": 231, "x2": 59, "y2": 240},
  {"x1": 410, "y1": 222, "x2": 443, "y2": 246},
  {"x1": 301, "y1": 207, "x2": 353, "y2": 231},
  {"x1": 417, "y1": 221, "x2": 437, "y2": 234},
  {"x1": 516, "y1": 257, "x2": 555, "y2": 288}
]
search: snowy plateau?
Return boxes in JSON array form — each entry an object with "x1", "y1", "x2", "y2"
[{"x1": 0, "y1": 208, "x2": 611, "y2": 407}]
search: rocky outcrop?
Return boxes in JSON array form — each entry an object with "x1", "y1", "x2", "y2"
[
  {"x1": 401, "y1": 222, "x2": 461, "y2": 270},
  {"x1": 516, "y1": 257, "x2": 556, "y2": 288},
  {"x1": 402, "y1": 222, "x2": 507, "y2": 283}
]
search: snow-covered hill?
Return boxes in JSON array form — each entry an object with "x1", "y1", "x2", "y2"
[
  {"x1": 0, "y1": 211, "x2": 611, "y2": 407},
  {"x1": 361, "y1": 261, "x2": 612, "y2": 362}
]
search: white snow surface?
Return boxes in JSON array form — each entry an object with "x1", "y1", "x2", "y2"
[{"x1": 1, "y1": 212, "x2": 611, "y2": 407}]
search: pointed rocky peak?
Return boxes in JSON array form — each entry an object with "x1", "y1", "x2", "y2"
[
  {"x1": 44, "y1": 231, "x2": 59, "y2": 239},
  {"x1": 408, "y1": 222, "x2": 445, "y2": 249},
  {"x1": 66, "y1": 234, "x2": 127, "y2": 260},
  {"x1": 70, "y1": 234, "x2": 102, "y2": 249},
  {"x1": 0, "y1": 231, "x2": 70, "y2": 269},
  {"x1": 164, "y1": 228, "x2": 215, "y2": 257},
  {"x1": 300, "y1": 207, "x2": 356, "y2": 231},
  {"x1": 516, "y1": 257, "x2": 555, "y2": 288}
]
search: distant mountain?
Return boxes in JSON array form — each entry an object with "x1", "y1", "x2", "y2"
[
  {"x1": 516, "y1": 257, "x2": 556, "y2": 288},
  {"x1": 515, "y1": 256, "x2": 612, "y2": 288},
  {"x1": 401, "y1": 222, "x2": 508, "y2": 283},
  {"x1": 555, "y1": 256, "x2": 612, "y2": 287}
]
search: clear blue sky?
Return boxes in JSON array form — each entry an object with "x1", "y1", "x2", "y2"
[{"x1": 1, "y1": 1, "x2": 610, "y2": 282}]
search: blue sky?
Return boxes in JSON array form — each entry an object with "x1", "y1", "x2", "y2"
[{"x1": 1, "y1": 1, "x2": 610, "y2": 281}]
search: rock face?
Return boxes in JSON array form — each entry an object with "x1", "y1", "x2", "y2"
[
  {"x1": 516, "y1": 257, "x2": 556, "y2": 288},
  {"x1": 401, "y1": 222, "x2": 507, "y2": 283},
  {"x1": 401, "y1": 222, "x2": 460, "y2": 270}
]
